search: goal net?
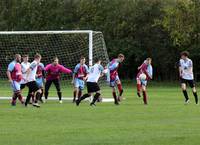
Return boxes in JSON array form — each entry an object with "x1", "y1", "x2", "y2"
[{"x1": 0, "y1": 30, "x2": 110, "y2": 98}]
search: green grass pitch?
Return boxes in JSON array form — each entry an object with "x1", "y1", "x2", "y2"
[{"x1": 0, "y1": 81, "x2": 200, "y2": 145}]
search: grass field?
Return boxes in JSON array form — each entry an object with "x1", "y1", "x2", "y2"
[{"x1": 0, "y1": 81, "x2": 200, "y2": 145}]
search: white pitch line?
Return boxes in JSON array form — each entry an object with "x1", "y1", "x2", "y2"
[{"x1": 0, "y1": 97, "x2": 114, "y2": 102}]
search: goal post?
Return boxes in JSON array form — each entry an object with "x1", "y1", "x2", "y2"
[{"x1": 0, "y1": 30, "x2": 110, "y2": 98}]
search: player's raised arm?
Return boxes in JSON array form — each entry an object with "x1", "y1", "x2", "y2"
[{"x1": 59, "y1": 65, "x2": 72, "y2": 74}]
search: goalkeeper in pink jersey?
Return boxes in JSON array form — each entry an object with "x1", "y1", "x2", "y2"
[
  {"x1": 136, "y1": 58, "x2": 153, "y2": 105},
  {"x1": 44, "y1": 57, "x2": 72, "y2": 103}
]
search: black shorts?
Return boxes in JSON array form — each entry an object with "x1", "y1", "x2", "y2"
[
  {"x1": 26, "y1": 81, "x2": 39, "y2": 93},
  {"x1": 20, "y1": 83, "x2": 26, "y2": 90},
  {"x1": 87, "y1": 82, "x2": 100, "y2": 93},
  {"x1": 180, "y1": 78, "x2": 195, "y2": 88}
]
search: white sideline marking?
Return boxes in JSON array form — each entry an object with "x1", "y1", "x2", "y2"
[{"x1": 0, "y1": 97, "x2": 114, "y2": 102}]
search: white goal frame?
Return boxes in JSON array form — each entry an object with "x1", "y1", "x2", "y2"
[
  {"x1": 0, "y1": 30, "x2": 95, "y2": 66},
  {"x1": 0, "y1": 30, "x2": 113, "y2": 102}
]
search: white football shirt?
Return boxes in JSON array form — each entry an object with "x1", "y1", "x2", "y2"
[
  {"x1": 21, "y1": 62, "x2": 30, "y2": 84},
  {"x1": 179, "y1": 58, "x2": 193, "y2": 80},
  {"x1": 87, "y1": 64, "x2": 104, "y2": 83},
  {"x1": 27, "y1": 60, "x2": 39, "y2": 82}
]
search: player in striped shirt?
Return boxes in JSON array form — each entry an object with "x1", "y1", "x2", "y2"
[
  {"x1": 179, "y1": 51, "x2": 198, "y2": 104},
  {"x1": 44, "y1": 57, "x2": 72, "y2": 103},
  {"x1": 136, "y1": 58, "x2": 153, "y2": 105},
  {"x1": 72, "y1": 56, "x2": 89, "y2": 102},
  {"x1": 76, "y1": 58, "x2": 105, "y2": 106},
  {"x1": 108, "y1": 54, "x2": 125, "y2": 105},
  {"x1": 7, "y1": 54, "x2": 24, "y2": 106}
]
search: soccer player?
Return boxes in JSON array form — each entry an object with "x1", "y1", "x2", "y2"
[
  {"x1": 72, "y1": 56, "x2": 89, "y2": 103},
  {"x1": 6, "y1": 54, "x2": 24, "y2": 106},
  {"x1": 25, "y1": 53, "x2": 42, "y2": 107},
  {"x1": 108, "y1": 54, "x2": 125, "y2": 105},
  {"x1": 76, "y1": 58, "x2": 104, "y2": 106},
  {"x1": 136, "y1": 58, "x2": 153, "y2": 105},
  {"x1": 20, "y1": 54, "x2": 30, "y2": 90},
  {"x1": 44, "y1": 57, "x2": 72, "y2": 103},
  {"x1": 36, "y1": 62, "x2": 45, "y2": 103},
  {"x1": 179, "y1": 51, "x2": 198, "y2": 104}
]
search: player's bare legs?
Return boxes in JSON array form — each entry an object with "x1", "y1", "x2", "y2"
[
  {"x1": 141, "y1": 85, "x2": 147, "y2": 105},
  {"x1": 90, "y1": 91, "x2": 101, "y2": 106},
  {"x1": 16, "y1": 91, "x2": 24, "y2": 104},
  {"x1": 73, "y1": 87, "x2": 78, "y2": 103},
  {"x1": 39, "y1": 87, "x2": 44, "y2": 103},
  {"x1": 34, "y1": 89, "x2": 42, "y2": 104},
  {"x1": 12, "y1": 91, "x2": 24, "y2": 106},
  {"x1": 73, "y1": 87, "x2": 82, "y2": 103},
  {"x1": 76, "y1": 91, "x2": 101, "y2": 106},
  {"x1": 137, "y1": 79, "x2": 141, "y2": 97},
  {"x1": 181, "y1": 83, "x2": 189, "y2": 104},
  {"x1": 112, "y1": 87, "x2": 119, "y2": 105},
  {"x1": 25, "y1": 92, "x2": 34, "y2": 106},
  {"x1": 192, "y1": 87, "x2": 198, "y2": 104},
  {"x1": 116, "y1": 80, "x2": 123, "y2": 102},
  {"x1": 76, "y1": 92, "x2": 93, "y2": 106}
]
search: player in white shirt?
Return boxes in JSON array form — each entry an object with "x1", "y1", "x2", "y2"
[
  {"x1": 20, "y1": 55, "x2": 30, "y2": 90},
  {"x1": 179, "y1": 51, "x2": 198, "y2": 104},
  {"x1": 25, "y1": 53, "x2": 42, "y2": 107},
  {"x1": 76, "y1": 58, "x2": 105, "y2": 106}
]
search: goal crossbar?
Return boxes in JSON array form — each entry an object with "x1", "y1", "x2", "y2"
[
  {"x1": 0, "y1": 30, "x2": 103, "y2": 66},
  {"x1": 0, "y1": 30, "x2": 102, "y2": 35}
]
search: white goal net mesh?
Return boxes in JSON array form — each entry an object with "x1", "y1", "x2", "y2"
[{"x1": 0, "y1": 31, "x2": 109, "y2": 97}]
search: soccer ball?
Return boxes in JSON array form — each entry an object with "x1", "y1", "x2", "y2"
[{"x1": 139, "y1": 73, "x2": 146, "y2": 80}]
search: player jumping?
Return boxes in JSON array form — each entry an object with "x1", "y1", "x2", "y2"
[
  {"x1": 72, "y1": 56, "x2": 89, "y2": 103},
  {"x1": 179, "y1": 51, "x2": 198, "y2": 105},
  {"x1": 136, "y1": 58, "x2": 153, "y2": 105},
  {"x1": 76, "y1": 58, "x2": 105, "y2": 106},
  {"x1": 44, "y1": 57, "x2": 72, "y2": 103},
  {"x1": 7, "y1": 54, "x2": 24, "y2": 106},
  {"x1": 108, "y1": 54, "x2": 125, "y2": 105}
]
